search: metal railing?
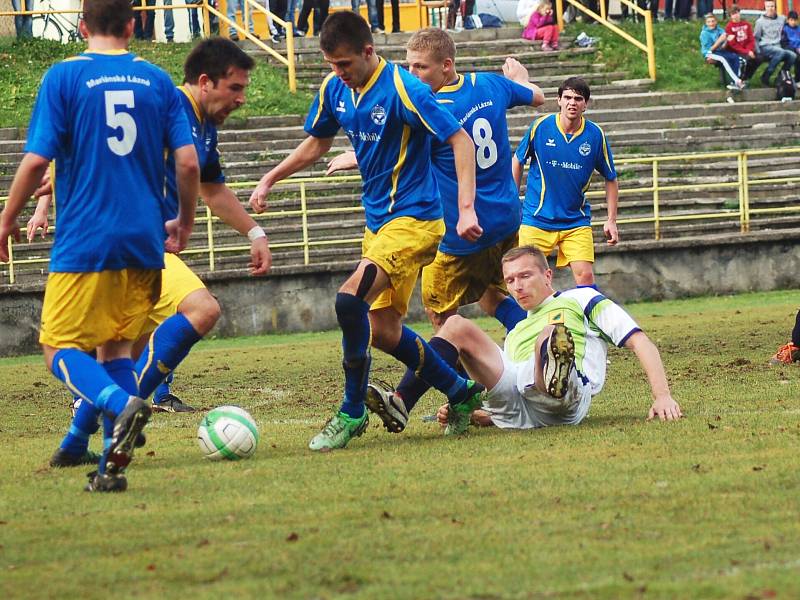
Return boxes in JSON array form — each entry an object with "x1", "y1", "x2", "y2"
[
  {"x1": 4, "y1": 147, "x2": 800, "y2": 285},
  {"x1": 555, "y1": 0, "x2": 656, "y2": 81}
]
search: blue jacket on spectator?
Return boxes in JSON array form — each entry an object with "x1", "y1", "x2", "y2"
[
  {"x1": 700, "y1": 24, "x2": 726, "y2": 57},
  {"x1": 782, "y1": 22, "x2": 800, "y2": 50}
]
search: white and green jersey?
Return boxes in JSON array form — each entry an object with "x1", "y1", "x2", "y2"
[{"x1": 505, "y1": 288, "x2": 641, "y2": 393}]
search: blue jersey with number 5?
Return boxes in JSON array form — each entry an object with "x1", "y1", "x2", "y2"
[
  {"x1": 25, "y1": 51, "x2": 193, "y2": 273},
  {"x1": 431, "y1": 73, "x2": 532, "y2": 256}
]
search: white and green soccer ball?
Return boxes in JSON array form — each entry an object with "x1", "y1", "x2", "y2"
[{"x1": 197, "y1": 406, "x2": 259, "y2": 460}]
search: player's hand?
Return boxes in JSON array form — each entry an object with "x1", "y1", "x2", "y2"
[
  {"x1": 456, "y1": 209, "x2": 483, "y2": 242},
  {"x1": 647, "y1": 395, "x2": 683, "y2": 422},
  {"x1": 249, "y1": 236, "x2": 272, "y2": 276},
  {"x1": 326, "y1": 151, "x2": 358, "y2": 175},
  {"x1": 502, "y1": 57, "x2": 529, "y2": 84},
  {"x1": 164, "y1": 218, "x2": 192, "y2": 254},
  {"x1": 26, "y1": 209, "x2": 49, "y2": 242},
  {"x1": 727, "y1": 34, "x2": 734, "y2": 42},
  {"x1": 603, "y1": 219, "x2": 619, "y2": 246},
  {"x1": 0, "y1": 217, "x2": 21, "y2": 262},
  {"x1": 34, "y1": 169, "x2": 52, "y2": 198},
  {"x1": 436, "y1": 404, "x2": 449, "y2": 428},
  {"x1": 249, "y1": 175, "x2": 273, "y2": 214}
]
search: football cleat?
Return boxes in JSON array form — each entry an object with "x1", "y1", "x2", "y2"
[
  {"x1": 543, "y1": 324, "x2": 575, "y2": 399},
  {"x1": 50, "y1": 448, "x2": 101, "y2": 468},
  {"x1": 444, "y1": 380, "x2": 485, "y2": 436},
  {"x1": 769, "y1": 342, "x2": 800, "y2": 365},
  {"x1": 84, "y1": 470, "x2": 127, "y2": 493},
  {"x1": 105, "y1": 397, "x2": 151, "y2": 475},
  {"x1": 365, "y1": 380, "x2": 409, "y2": 433},
  {"x1": 308, "y1": 410, "x2": 368, "y2": 452},
  {"x1": 152, "y1": 394, "x2": 196, "y2": 413}
]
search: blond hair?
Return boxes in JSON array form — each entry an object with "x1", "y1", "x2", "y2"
[
  {"x1": 501, "y1": 246, "x2": 550, "y2": 271},
  {"x1": 407, "y1": 28, "x2": 456, "y2": 62}
]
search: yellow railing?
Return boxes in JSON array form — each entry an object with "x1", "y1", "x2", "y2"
[
  {"x1": 555, "y1": 0, "x2": 656, "y2": 81},
  {"x1": 4, "y1": 147, "x2": 800, "y2": 285}
]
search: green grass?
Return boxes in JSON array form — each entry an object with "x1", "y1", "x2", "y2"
[
  {"x1": 564, "y1": 19, "x2": 766, "y2": 92},
  {"x1": 0, "y1": 37, "x2": 313, "y2": 128},
  {"x1": 2, "y1": 290, "x2": 800, "y2": 598}
]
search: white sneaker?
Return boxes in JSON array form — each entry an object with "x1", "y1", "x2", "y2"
[
  {"x1": 542, "y1": 324, "x2": 575, "y2": 399},
  {"x1": 365, "y1": 381, "x2": 409, "y2": 433}
]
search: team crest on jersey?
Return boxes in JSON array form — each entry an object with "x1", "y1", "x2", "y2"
[
  {"x1": 336, "y1": 100, "x2": 346, "y2": 113},
  {"x1": 370, "y1": 105, "x2": 387, "y2": 125},
  {"x1": 579, "y1": 141, "x2": 592, "y2": 157},
  {"x1": 546, "y1": 138, "x2": 556, "y2": 147},
  {"x1": 547, "y1": 310, "x2": 565, "y2": 324}
]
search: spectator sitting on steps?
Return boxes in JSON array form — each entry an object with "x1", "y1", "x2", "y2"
[
  {"x1": 725, "y1": 6, "x2": 758, "y2": 81},
  {"x1": 782, "y1": 10, "x2": 800, "y2": 83},
  {"x1": 700, "y1": 13, "x2": 746, "y2": 90},
  {"x1": 754, "y1": 0, "x2": 796, "y2": 86},
  {"x1": 522, "y1": 0, "x2": 559, "y2": 52}
]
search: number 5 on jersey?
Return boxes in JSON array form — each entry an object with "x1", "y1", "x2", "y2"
[{"x1": 105, "y1": 90, "x2": 137, "y2": 157}]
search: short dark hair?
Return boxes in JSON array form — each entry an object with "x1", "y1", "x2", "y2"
[
  {"x1": 558, "y1": 76, "x2": 591, "y2": 101},
  {"x1": 320, "y1": 11, "x2": 373, "y2": 55},
  {"x1": 730, "y1": 4, "x2": 741, "y2": 13},
  {"x1": 184, "y1": 37, "x2": 256, "y2": 85},
  {"x1": 789, "y1": 10, "x2": 798, "y2": 18},
  {"x1": 82, "y1": 0, "x2": 134, "y2": 37},
  {"x1": 501, "y1": 246, "x2": 550, "y2": 272}
]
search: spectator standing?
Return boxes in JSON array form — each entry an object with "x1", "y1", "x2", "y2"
[
  {"x1": 352, "y1": 0, "x2": 382, "y2": 32},
  {"x1": 11, "y1": 0, "x2": 33, "y2": 38},
  {"x1": 285, "y1": 0, "x2": 302, "y2": 34},
  {"x1": 188, "y1": 0, "x2": 203, "y2": 38},
  {"x1": 782, "y1": 10, "x2": 800, "y2": 81},
  {"x1": 270, "y1": 0, "x2": 288, "y2": 37},
  {"x1": 134, "y1": 0, "x2": 157, "y2": 40},
  {"x1": 297, "y1": 0, "x2": 330, "y2": 35},
  {"x1": 701, "y1": 12, "x2": 746, "y2": 88},
  {"x1": 228, "y1": 0, "x2": 256, "y2": 39},
  {"x1": 376, "y1": 0, "x2": 401, "y2": 33},
  {"x1": 726, "y1": 6, "x2": 757, "y2": 79},
  {"x1": 754, "y1": 0, "x2": 796, "y2": 85},
  {"x1": 163, "y1": 0, "x2": 174, "y2": 41},
  {"x1": 697, "y1": 0, "x2": 712, "y2": 20},
  {"x1": 522, "y1": 0, "x2": 559, "y2": 51}
]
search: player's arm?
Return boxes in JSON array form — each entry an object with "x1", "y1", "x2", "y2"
[
  {"x1": 326, "y1": 150, "x2": 358, "y2": 175},
  {"x1": 623, "y1": 331, "x2": 683, "y2": 421},
  {"x1": 167, "y1": 143, "x2": 200, "y2": 254},
  {"x1": 0, "y1": 152, "x2": 51, "y2": 262},
  {"x1": 201, "y1": 182, "x2": 271, "y2": 276},
  {"x1": 512, "y1": 155, "x2": 524, "y2": 191},
  {"x1": 604, "y1": 179, "x2": 619, "y2": 246},
  {"x1": 27, "y1": 191, "x2": 52, "y2": 242},
  {"x1": 447, "y1": 128, "x2": 482, "y2": 242},
  {"x1": 250, "y1": 135, "x2": 334, "y2": 214},
  {"x1": 501, "y1": 58, "x2": 546, "y2": 107}
]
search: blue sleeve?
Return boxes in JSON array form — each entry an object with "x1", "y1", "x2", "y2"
[
  {"x1": 165, "y1": 83, "x2": 194, "y2": 151},
  {"x1": 202, "y1": 129, "x2": 225, "y2": 184},
  {"x1": 304, "y1": 74, "x2": 340, "y2": 138},
  {"x1": 25, "y1": 66, "x2": 68, "y2": 159},
  {"x1": 594, "y1": 127, "x2": 617, "y2": 181},
  {"x1": 514, "y1": 123, "x2": 534, "y2": 165},
  {"x1": 395, "y1": 68, "x2": 461, "y2": 143},
  {"x1": 486, "y1": 73, "x2": 534, "y2": 109}
]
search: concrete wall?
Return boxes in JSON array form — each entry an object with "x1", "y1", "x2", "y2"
[{"x1": 2, "y1": 229, "x2": 799, "y2": 357}]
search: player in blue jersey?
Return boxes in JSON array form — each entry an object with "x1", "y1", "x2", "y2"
[
  {"x1": 28, "y1": 38, "x2": 272, "y2": 468},
  {"x1": 0, "y1": 0, "x2": 200, "y2": 492},
  {"x1": 327, "y1": 28, "x2": 547, "y2": 434},
  {"x1": 431, "y1": 246, "x2": 682, "y2": 430},
  {"x1": 249, "y1": 11, "x2": 488, "y2": 449},
  {"x1": 513, "y1": 77, "x2": 619, "y2": 288}
]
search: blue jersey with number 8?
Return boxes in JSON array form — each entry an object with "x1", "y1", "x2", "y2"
[{"x1": 25, "y1": 51, "x2": 193, "y2": 273}]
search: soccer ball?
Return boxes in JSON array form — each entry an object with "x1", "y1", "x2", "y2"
[{"x1": 197, "y1": 406, "x2": 259, "y2": 460}]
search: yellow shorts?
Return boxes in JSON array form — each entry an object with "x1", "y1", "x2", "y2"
[
  {"x1": 421, "y1": 233, "x2": 518, "y2": 313},
  {"x1": 39, "y1": 268, "x2": 161, "y2": 352},
  {"x1": 518, "y1": 225, "x2": 594, "y2": 268},
  {"x1": 139, "y1": 253, "x2": 206, "y2": 336},
  {"x1": 363, "y1": 216, "x2": 444, "y2": 317}
]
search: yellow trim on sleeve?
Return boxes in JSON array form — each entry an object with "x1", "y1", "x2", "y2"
[
  {"x1": 533, "y1": 152, "x2": 547, "y2": 217},
  {"x1": 394, "y1": 67, "x2": 436, "y2": 135},
  {"x1": 62, "y1": 55, "x2": 92, "y2": 62},
  {"x1": 598, "y1": 126, "x2": 613, "y2": 173},
  {"x1": 178, "y1": 85, "x2": 203, "y2": 123},
  {"x1": 555, "y1": 114, "x2": 585, "y2": 143},
  {"x1": 439, "y1": 74, "x2": 465, "y2": 94},
  {"x1": 354, "y1": 57, "x2": 387, "y2": 107},
  {"x1": 389, "y1": 125, "x2": 411, "y2": 212},
  {"x1": 84, "y1": 49, "x2": 130, "y2": 55},
  {"x1": 311, "y1": 72, "x2": 337, "y2": 129}
]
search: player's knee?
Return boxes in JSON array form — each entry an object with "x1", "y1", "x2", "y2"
[
  {"x1": 437, "y1": 314, "x2": 468, "y2": 343},
  {"x1": 179, "y1": 290, "x2": 220, "y2": 334}
]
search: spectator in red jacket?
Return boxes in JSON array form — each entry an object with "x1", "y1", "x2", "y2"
[{"x1": 726, "y1": 6, "x2": 758, "y2": 79}]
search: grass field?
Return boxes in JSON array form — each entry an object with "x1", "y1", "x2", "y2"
[{"x1": 1, "y1": 290, "x2": 799, "y2": 598}]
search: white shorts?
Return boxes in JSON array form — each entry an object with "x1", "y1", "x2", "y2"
[{"x1": 482, "y1": 346, "x2": 594, "y2": 430}]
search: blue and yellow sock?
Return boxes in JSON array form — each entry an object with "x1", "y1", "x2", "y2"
[
  {"x1": 135, "y1": 313, "x2": 202, "y2": 400},
  {"x1": 99, "y1": 358, "x2": 139, "y2": 474},
  {"x1": 59, "y1": 396, "x2": 100, "y2": 457},
  {"x1": 51, "y1": 349, "x2": 130, "y2": 417},
  {"x1": 495, "y1": 296, "x2": 527, "y2": 333},
  {"x1": 153, "y1": 371, "x2": 175, "y2": 404},
  {"x1": 396, "y1": 336, "x2": 460, "y2": 412},
  {"x1": 388, "y1": 326, "x2": 471, "y2": 405},
  {"x1": 335, "y1": 293, "x2": 370, "y2": 419}
]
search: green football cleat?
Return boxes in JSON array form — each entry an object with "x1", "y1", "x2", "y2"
[
  {"x1": 444, "y1": 380, "x2": 485, "y2": 436},
  {"x1": 308, "y1": 410, "x2": 369, "y2": 452},
  {"x1": 543, "y1": 324, "x2": 575, "y2": 399}
]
